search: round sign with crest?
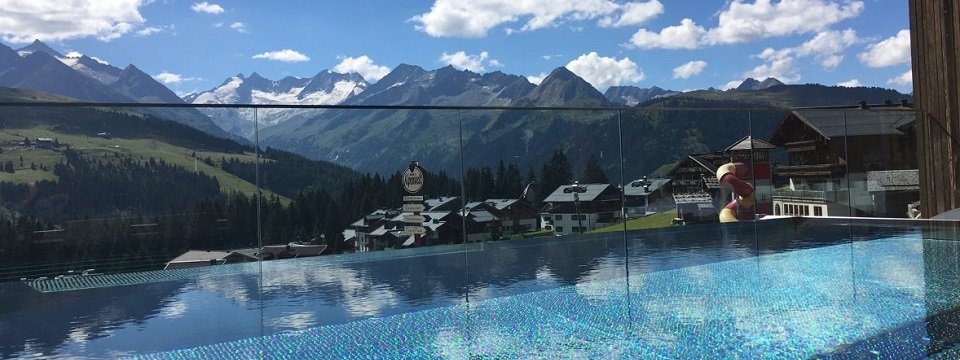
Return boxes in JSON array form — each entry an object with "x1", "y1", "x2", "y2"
[{"x1": 402, "y1": 163, "x2": 424, "y2": 194}]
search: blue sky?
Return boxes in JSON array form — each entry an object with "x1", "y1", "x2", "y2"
[{"x1": 0, "y1": 0, "x2": 912, "y2": 96}]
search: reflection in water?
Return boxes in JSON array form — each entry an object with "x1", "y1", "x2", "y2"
[{"x1": 3, "y1": 219, "x2": 957, "y2": 358}]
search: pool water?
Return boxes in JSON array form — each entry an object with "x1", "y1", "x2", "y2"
[
  {"x1": 3, "y1": 224, "x2": 959, "y2": 359},
  {"x1": 125, "y1": 235, "x2": 960, "y2": 359}
]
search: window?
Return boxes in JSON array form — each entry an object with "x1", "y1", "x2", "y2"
[
  {"x1": 775, "y1": 204, "x2": 781, "y2": 215},
  {"x1": 555, "y1": 215, "x2": 563, "y2": 220},
  {"x1": 814, "y1": 207, "x2": 823, "y2": 216},
  {"x1": 556, "y1": 226, "x2": 564, "y2": 233}
]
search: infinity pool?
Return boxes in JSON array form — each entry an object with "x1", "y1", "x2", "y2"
[{"x1": 3, "y1": 220, "x2": 960, "y2": 359}]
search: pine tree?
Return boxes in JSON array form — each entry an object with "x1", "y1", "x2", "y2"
[
  {"x1": 540, "y1": 151, "x2": 572, "y2": 199},
  {"x1": 581, "y1": 154, "x2": 609, "y2": 183}
]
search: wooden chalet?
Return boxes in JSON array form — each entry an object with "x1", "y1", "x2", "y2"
[{"x1": 768, "y1": 104, "x2": 918, "y2": 217}]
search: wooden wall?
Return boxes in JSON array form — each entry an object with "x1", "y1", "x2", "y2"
[{"x1": 909, "y1": 0, "x2": 960, "y2": 217}]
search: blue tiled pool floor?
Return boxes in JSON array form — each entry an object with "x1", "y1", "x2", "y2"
[{"x1": 135, "y1": 236, "x2": 960, "y2": 359}]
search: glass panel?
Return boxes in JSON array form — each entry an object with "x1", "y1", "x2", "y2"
[
  {"x1": 452, "y1": 108, "x2": 627, "y2": 356},
  {"x1": 249, "y1": 107, "x2": 469, "y2": 357},
  {"x1": 0, "y1": 105, "x2": 263, "y2": 358},
  {"x1": 839, "y1": 106, "x2": 918, "y2": 218}
]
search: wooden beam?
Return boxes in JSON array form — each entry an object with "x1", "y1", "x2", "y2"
[{"x1": 910, "y1": 0, "x2": 960, "y2": 217}]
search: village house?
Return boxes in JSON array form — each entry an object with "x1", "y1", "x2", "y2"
[
  {"x1": 541, "y1": 183, "x2": 622, "y2": 235},
  {"x1": 465, "y1": 198, "x2": 539, "y2": 236},
  {"x1": 35, "y1": 137, "x2": 57, "y2": 149},
  {"x1": 664, "y1": 153, "x2": 725, "y2": 224},
  {"x1": 768, "y1": 103, "x2": 917, "y2": 217},
  {"x1": 622, "y1": 177, "x2": 672, "y2": 218}
]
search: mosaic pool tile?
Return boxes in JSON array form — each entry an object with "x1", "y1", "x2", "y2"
[{"x1": 131, "y1": 235, "x2": 960, "y2": 359}]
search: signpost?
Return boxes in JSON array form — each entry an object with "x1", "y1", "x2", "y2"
[
  {"x1": 402, "y1": 165, "x2": 424, "y2": 194},
  {"x1": 402, "y1": 203, "x2": 425, "y2": 212},
  {"x1": 403, "y1": 215, "x2": 426, "y2": 223},
  {"x1": 402, "y1": 161, "x2": 425, "y2": 246}
]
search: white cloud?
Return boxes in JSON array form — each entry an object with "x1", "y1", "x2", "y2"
[
  {"x1": 136, "y1": 27, "x2": 162, "y2": 37},
  {"x1": 631, "y1": 0, "x2": 864, "y2": 50},
  {"x1": 153, "y1": 72, "x2": 198, "y2": 85},
  {"x1": 191, "y1": 2, "x2": 224, "y2": 14},
  {"x1": 565, "y1": 52, "x2": 644, "y2": 90},
  {"x1": 746, "y1": 54, "x2": 799, "y2": 82},
  {"x1": 629, "y1": 18, "x2": 705, "y2": 49},
  {"x1": 252, "y1": 49, "x2": 310, "y2": 63},
  {"x1": 439, "y1": 51, "x2": 502, "y2": 72},
  {"x1": 527, "y1": 72, "x2": 548, "y2": 85},
  {"x1": 859, "y1": 29, "x2": 911, "y2": 68},
  {"x1": 887, "y1": 69, "x2": 912, "y2": 86},
  {"x1": 333, "y1": 55, "x2": 390, "y2": 82},
  {"x1": 673, "y1": 60, "x2": 707, "y2": 79},
  {"x1": 793, "y1": 29, "x2": 858, "y2": 68},
  {"x1": 411, "y1": 0, "x2": 662, "y2": 38},
  {"x1": 0, "y1": 0, "x2": 147, "y2": 43},
  {"x1": 743, "y1": 29, "x2": 858, "y2": 84},
  {"x1": 705, "y1": 0, "x2": 864, "y2": 45},
  {"x1": 722, "y1": 79, "x2": 744, "y2": 90},
  {"x1": 598, "y1": 1, "x2": 663, "y2": 27},
  {"x1": 837, "y1": 79, "x2": 863, "y2": 87},
  {"x1": 230, "y1": 22, "x2": 248, "y2": 33}
]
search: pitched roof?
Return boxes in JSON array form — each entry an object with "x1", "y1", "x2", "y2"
[
  {"x1": 725, "y1": 135, "x2": 775, "y2": 151},
  {"x1": 623, "y1": 178, "x2": 671, "y2": 196},
  {"x1": 666, "y1": 153, "x2": 726, "y2": 177},
  {"x1": 483, "y1": 198, "x2": 521, "y2": 210},
  {"x1": 467, "y1": 210, "x2": 499, "y2": 223},
  {"x1": 167, "y1": 250, "x2": 233, "y2": 264},
  {"x1": 425, "y1": 197, "x2": 459, "y2": 211},
  {"x1": 542, "y1": 183, "x2": 616, "y2": 203},
  {"x1": 769, "y1": 108, "x2": 915, "y2": 144}
]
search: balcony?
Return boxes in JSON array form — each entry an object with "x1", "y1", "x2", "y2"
[{"x1": 772, "y1": 188, "x2": 842, "y2": 202}]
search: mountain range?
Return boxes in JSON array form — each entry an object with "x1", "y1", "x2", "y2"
[
  {"x1": 184, "y1": 71, "x2": 367, "y2": 138},
  {"x1": 1, "y1": 40, "x2": 913, "y2": 178},
  {"x1": 0, "y1": 40, "x2": 234, "y2": 141}
]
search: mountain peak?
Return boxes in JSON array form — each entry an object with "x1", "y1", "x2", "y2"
[
  {"x1": 123, "y1": 64, "x2": 143, "y2": 73},
  {"x1": 758, "y1": 77, "x2": 784, "y2": 88},
  {"x1": 736, "y1": 77, "x2": 783, "y2": 91},
  {"x1": 521, "y1": 66, "x2": 609, "y2": 107},
  {"x1": 16, "y1": 39, "x2": 64, "y2": 58},
  {"x1": 547, "y1": 66, "x2": 578, "y2": 80},
  {"x1": 603, "y1": 85, "x2": 678, "y2": 106}
]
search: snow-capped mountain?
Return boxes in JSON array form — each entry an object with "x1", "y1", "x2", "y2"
[
  {"x1": 184, "y1": 71, "x2": 367, "y2": 138},
  {"x1": 604, "y1": 85, "x2": 680, "y2": 106},
  {"x1": 61, "y1": 54, "x2": 122, "y2": 85},
  {"x1": 0, "y1": 40, "x2": 236, "y2": 140}
]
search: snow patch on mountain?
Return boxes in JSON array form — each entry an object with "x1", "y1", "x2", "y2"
[{"x1": 186, "y1": 72, "x2": 368, "y2": 138}]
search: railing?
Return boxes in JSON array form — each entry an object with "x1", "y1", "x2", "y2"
[
  {"x1": 0, "y1": 102, "x2": 952, "y2": 359},
  {"x1": 772, "y1": 189, "x2": 834, "y2": 202}
]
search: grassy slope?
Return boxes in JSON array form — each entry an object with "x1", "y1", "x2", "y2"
[
  {"x1": 0, "y1": 126, "x2": 288, "y2": 202},
  {"x1": 587, "y1": 211, "x2": 677, "y2": 234}
]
